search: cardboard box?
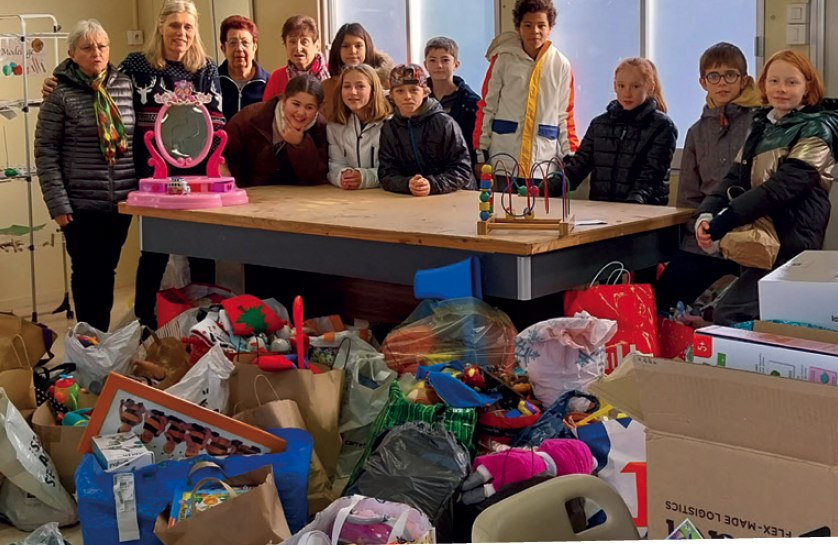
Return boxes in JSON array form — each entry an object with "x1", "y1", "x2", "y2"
[
  {"x1": 31, "y1": 403, "x2": 85, "y2": 493},
  {"x1": 589, "y1": 354, "x2": 838, "y2": 539},
  {"x1": 91, "y1": 432, "x2": 155, "y2": 472},
  {"x1": 692, "y1": 321, "x2": 838, "y2": 385},
  {"x1": 759, "y1": 250, "x2": 838, "y2": 330}
]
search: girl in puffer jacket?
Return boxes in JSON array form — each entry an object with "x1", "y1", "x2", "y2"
[
  {"x1": 559, "y1": 58, "x2": 677, "y2": 206},
  {"x1": 326, "y1": 64, "x2": 391, "y2": 190},
  {"x1": 696, "y1": 50, "x2": 838, "y2": 325}
]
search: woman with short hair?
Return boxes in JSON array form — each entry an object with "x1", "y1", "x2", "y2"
[
  {"x1": 262, "y1": 14, "x2": 329, "y2": 99},
  {"x1": 35, "y1": 19, "x2": 136, "y2": 331},
  {"x1": 218, "y1": 15, "x2": 269, "y2": 121}
]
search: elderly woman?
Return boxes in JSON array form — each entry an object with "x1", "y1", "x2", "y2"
[
  {"x1": 262, "y1": 14, "x2": 329, "y2": 99},
  {"x1": 120, "y1": 0, "x2": 222, "y2": 329},
  {"x1": 34, "y1": 19, "x2": 135, "y2": 332},
  {"x1": 218, "y1": 15, "x2": 270, "y2": 121}
]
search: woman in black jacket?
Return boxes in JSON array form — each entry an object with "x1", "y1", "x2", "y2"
[
  {"x1": 35, "y1": 19, "x2": 136, "y2": 331},
  {"x1": 560, "y1": 57, "x2": 677, "y2": 205}
]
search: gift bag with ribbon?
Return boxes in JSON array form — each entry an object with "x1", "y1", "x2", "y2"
[
  {"x1": 232, "y1": 383, "x2": 335, "y2": 515},
  {"x1": 281, "y1": 495, "x2": 435, "y2": 545},
  {"x1": 563, "y1": 261, "x2": 660, "y2": 358},
  {"x1": 0, "y1": 312, "x2": 56, "y2": 370},
  {"x1": 76, "y1": 427, "x2": 312, "y2": 545},
  {"x1": 228, "y1": 363, "x2": 344, "y2": 479},
  {"x1": 153, "y1": 464, "x2": 290, "y2": 545},
  {"x1": 720, "y1": 215, "x2": 781, "y2": 270}
]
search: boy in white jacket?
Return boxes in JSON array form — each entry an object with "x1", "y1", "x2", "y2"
[
  {"x1": 326, "y1": 63, "x2": 392, "y2": 189},
  {"x1": 474, "y1": 0, "x2": 578, "y2": 183}
]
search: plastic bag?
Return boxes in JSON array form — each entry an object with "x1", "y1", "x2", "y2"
[
  {"x1": 332, "y1": 337, "x2": 397, "y2": 477},
  {"x1": 515, "y1": 312, "x2": 617, "y2": 406},
  {"x1": 64, "y1": 320, "x2": 141, "y2": 394},
  {"x1": 381, "y1": 298, "x2": 517, "y2": 375},
  {"x1": 281, "y1": 495, "x2": 435, "y2": 545},
  {"x1": 165, "y1": 344, "x2": 235, "y2": 413},
  {"x1": 346, "y1": 421, "x2": 470, "y2": 524},
  {"x1": 0, "y1": 387, "x2": 77, "y2": 531},
  {"x1": 18, "y1": 522, "x2": 65, "y2": 545}
]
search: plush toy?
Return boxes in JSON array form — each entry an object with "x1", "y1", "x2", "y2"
[
  {"x1": 118, "y1": 399, "x2": 146, "y2": 433},
  {"x1": 221, "y1": 294, "x2": 286, "y2": 335},
  {"x1": 462, "y1": 364, "x2": 486, "y2": 391},
  {"x1": 461, "y1": 438, "x2": 595, "y2": 504}
]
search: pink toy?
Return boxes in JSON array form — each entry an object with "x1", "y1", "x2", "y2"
[
  {"x1": 126, "y1": 81, "x2": 248, "y2": 209},
  {"x1": 461, "y1": 438, "x2": 594, "y2": 504}
]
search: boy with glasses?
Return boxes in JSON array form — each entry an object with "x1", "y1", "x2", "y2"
[{"x1": 655, "y1": 42, "x2": 762, "y2": 316}]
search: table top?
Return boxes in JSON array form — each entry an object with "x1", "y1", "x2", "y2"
[{"x1": 119, "y1": 185, "x2": 694, "y2": 256}]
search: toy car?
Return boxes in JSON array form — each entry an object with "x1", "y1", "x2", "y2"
[{"x1": 167, "y1": 177, "x2": 191, "y2": 195}]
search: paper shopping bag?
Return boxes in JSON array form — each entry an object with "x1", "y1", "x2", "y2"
[
  {"x1": 154, "y1": 465, "x2": 290, "y2": 545},
  {"x1": 233, "y1": 397, "x2": 335, "y2": 514},
  {"x1": 31, "y1": 403, "x2": 85, "y2": 494},
  {"x1": 0, "y1": 337, "x2": 37, "y2": 418},
  {"x1": 720, "y1": 215, "x2": 780, "y2": 270},
  {"x1": 228, "y1": 363, "x2": 343, "y2": 479},
  {"x1": 0, "y1": 312, "x2": 56, "y2": 370}
]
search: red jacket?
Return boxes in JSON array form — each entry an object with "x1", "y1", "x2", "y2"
[{"x1": 224, "y1": 95, "x2": 328, "y2": 187}]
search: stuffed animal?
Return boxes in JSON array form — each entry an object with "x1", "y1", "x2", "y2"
[
  {"x1": 133, "y1": 329, "x2": 190, "y2": 389},
  {"x1": 461, "y1": 438, "x2": 595, "y2": 504}
]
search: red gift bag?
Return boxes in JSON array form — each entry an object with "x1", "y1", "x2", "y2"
[
  {"x1": 657, "y1": 318, "x2": 694, "y2": 360},
  {"x1": 156, "y1": 283, "x2": 235, "y2": 329},
  {"x1": 563, "y1": 262, "x2": 660, "y2": 357}
]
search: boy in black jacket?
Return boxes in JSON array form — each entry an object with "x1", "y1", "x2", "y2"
[
  {"x1": 378, "y1": 64, "x2": 474, "y2": 196},
  {"x1": 424, "y1": 37, "x2": 481, "y2": 168}
]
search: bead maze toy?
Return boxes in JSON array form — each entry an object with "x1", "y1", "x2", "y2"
[
  {"x1": 476, "y1": 153, "x2": 574, "y2": 236},
  {"x1": 126, "y1": 81, "x2": 247, "y2": 209}
]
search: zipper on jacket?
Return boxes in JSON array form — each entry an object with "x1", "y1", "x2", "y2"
[
  {"x1": 609, "y1": 126, "x2": 628, "y2": 201},
  {"x1": 370, "y1": 146, "x2": 375, "y2": 167}
]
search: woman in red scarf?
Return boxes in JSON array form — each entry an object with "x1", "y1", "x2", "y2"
[{"x1": 262, "y1": 14, "x2": 329, "y2": 99}]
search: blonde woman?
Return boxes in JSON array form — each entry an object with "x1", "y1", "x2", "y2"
[{"x1": 121, "y1": 0, "x2": 222, "y2": 329}]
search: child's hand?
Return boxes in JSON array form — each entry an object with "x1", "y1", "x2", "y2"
[
  {"x1": 340, "y1": 169, "x2": 362, "y2": 190},
  {"x1": 280, "y1": 117, "x2": 305, "y2": 145},
  {"x1": 696, "y1": 221, "x2": 712, "y2": 248},
  {"x1": 409, "y1": 175, "x2": 431, "y2": 197}
]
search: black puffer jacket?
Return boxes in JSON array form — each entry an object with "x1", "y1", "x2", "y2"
[
  {"x1": 560, "y1": 99, "x2": 677, "y2": 205},
  {"x1": 35, "y1": 59, "x2": 136, "y2": 217},
  {"x1": 378, "y1": 97, "x2": 475, "y2": 194},
  {"x1": 699, "y1": 101, "x2": 838, "y2": 263}
]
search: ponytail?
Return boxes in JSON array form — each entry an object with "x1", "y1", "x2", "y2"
[{"x1": 615, "y1": 57, "x2": 667, "y2": 113}]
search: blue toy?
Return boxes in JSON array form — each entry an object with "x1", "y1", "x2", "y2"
[{"x1": 413, "y1": 256, "x2": 483, "y2": 301}]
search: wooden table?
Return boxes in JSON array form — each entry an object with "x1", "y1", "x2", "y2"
[{"x1": 119, "y1": 185, "x2": 694, "y2": 301}]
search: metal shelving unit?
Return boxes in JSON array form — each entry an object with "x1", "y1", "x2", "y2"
[{"x1": 0, "y1": 14, "x2": 67, "y2": 321}]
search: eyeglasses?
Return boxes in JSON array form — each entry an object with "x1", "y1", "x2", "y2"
[
  {"x1": 225, "y1": 39, "x2": 253, "y2": 49},
  {"x1": 704, "y1": 71, "x2": 741, "y2": 84}
]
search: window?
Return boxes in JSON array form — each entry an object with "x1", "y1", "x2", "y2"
[
  {"x1": 553, "y1": 0, "x2": 760, "y2": 147},
  {"x1": 327, "y1": 0, "x2": 495, "y2": 91}
]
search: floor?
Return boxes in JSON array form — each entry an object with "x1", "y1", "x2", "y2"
[{"x1": 0, "y1": 285, "x2": 136, "y2": 544}]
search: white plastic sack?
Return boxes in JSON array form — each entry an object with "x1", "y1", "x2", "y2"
[
  {"x1": 515, "y1": 311, "x2": 617, "y2": 406},
  {"x1": 0, "y1": 388, "x2": 77, "y2": 530},
  {"x1": 64, "y1": 320, "x2": 141, "y2": 394},
  {"x1": 282, "y1": 495, "x2": 435, "y2": 545},
  {"x1": 161, "y1": 254, "x2": 191, "y2": 290},
  {"x1": 165, "y1": 344, "x2": 235, "y2": 413},
  {"x1": 332, "y1": 337, "x2": 396, "y2": 477},
  {"x1": 19, "y1": 522, "x2": 65, "y2": 545}
]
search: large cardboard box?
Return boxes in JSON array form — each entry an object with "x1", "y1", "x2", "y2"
[
  {"x1": 589, "y1": 354, "x2": 838, "y2": 539},
  {"x1": 759, "y1": 250, "x2": 838, "y2": 330},
  {"x1": 692, "y1": 321, "x2": 838, "y2": 385}
]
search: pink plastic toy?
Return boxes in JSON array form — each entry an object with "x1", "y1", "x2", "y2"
[{"x1": 126, "y1": 81, "x2": 248, "y2": 209}]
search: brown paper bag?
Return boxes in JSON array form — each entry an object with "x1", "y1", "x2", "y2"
[
  {"x1": 228, "y1": 363, "x2": 343, "y2": 479},
  {"x1": 0, "y1": 337, "x2": 37, "y2": 419},
  {"x1": 31, "y1": 403, "x2": 86, "y2": 494},
  {"x1": 233, "y1": 397, "x2": 336, "y2": 514},
  {"x1": 0, "y1": 312, "x2": 55, "y2": 370},
  {"x1": 720, "y1": 216, "x2": 781, "y2": 270},
  {"x1": 154, "y1": 465, "x2": 290, "y2": 545}
]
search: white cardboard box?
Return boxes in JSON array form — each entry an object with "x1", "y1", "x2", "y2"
[
  {"x1": 692, "y1": 321, "x2": 838, "y2": 385},
  {"x1": 759, "y1": 250, "x2": 838, "y2": 330},
  {"x1": 91, "y1": 432, "x2": 155, "y2": 472}
]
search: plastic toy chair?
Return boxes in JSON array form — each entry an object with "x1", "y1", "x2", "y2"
[
  {"x1": 413, "y1": 256, "x2": 482, "y2": 301},
  {"x1": 471, "y1": 473, "x2": 640, "y2": 542}
]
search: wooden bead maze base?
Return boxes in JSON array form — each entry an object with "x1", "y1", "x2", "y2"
[{"x1": 477, "y1": 213, "x2": 575, "y2": 236}]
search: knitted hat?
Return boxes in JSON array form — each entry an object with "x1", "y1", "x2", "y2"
[
  {"x1": 537, "y1": 438, "x2": 596, "y2": 476},
  {"x1": 389, "y1": 63, "x2": 427, "y2": 89}
]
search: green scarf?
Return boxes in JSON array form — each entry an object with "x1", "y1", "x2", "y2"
[{"x1": 75, "y1": 66, "x2": 126, "y2": 165}]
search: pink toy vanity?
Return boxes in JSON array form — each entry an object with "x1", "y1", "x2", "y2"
[{"x1": 126, "y1": 81, "x2": 248, "y2": 209}]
